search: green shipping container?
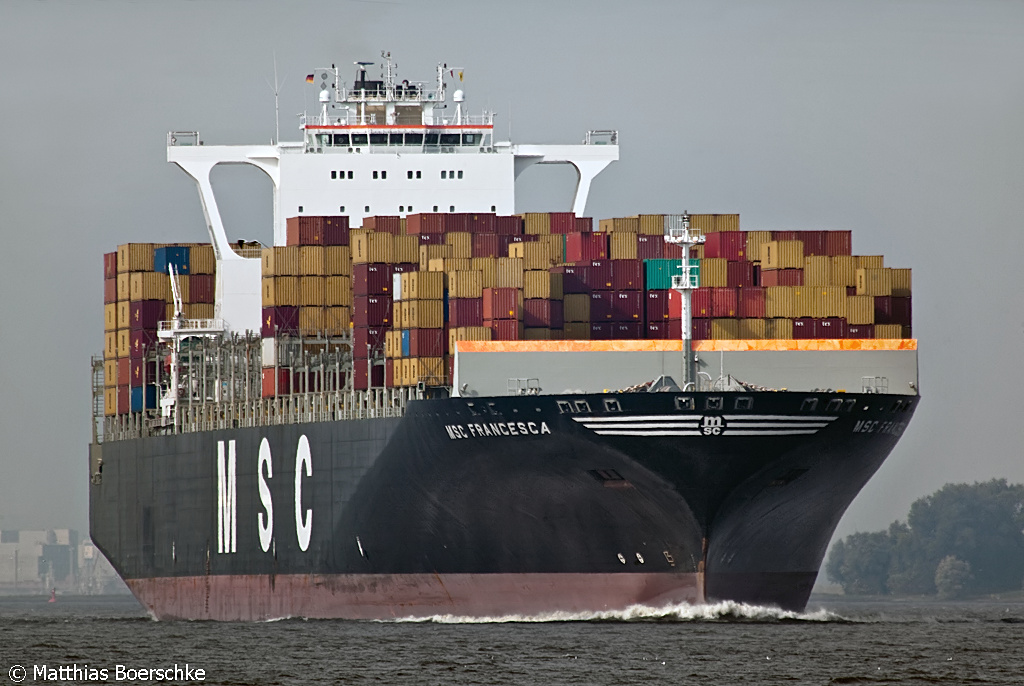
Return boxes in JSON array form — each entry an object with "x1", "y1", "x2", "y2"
[{"x1": 644, "y1": 259, "x2": 700, "y2": 290}]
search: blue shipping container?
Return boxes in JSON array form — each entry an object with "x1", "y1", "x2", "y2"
[
  {"x1": 130, "y1": 385, "x2": 158, "y2": 412},
  {"x1": 401, "y1": 330, "x2": 411, "y2": 358},
  {"x1": 154, "y1": 246, "x2": 191, "y2": 275}
]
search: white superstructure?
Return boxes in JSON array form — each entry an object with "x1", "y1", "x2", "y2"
[{"x1": 167, "y1": 53, "x2": 618, "y2": 334}]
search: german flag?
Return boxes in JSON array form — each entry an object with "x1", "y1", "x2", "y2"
[{"x1": 306, "y1": 74, "x2": 315, "y2": 84}]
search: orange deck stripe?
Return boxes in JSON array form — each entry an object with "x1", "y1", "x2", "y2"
[{"x1": 454, "y1": 339, "x2": 917, "y2": 353}]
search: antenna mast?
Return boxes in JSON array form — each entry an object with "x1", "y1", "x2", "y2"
[{"x1": 664, "y1": 213, "x2": 705, "y2": 390}]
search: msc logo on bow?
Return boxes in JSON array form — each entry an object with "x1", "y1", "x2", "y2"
[{"x1": 700, "y1": 416, "x2": 725, "y2": 436}]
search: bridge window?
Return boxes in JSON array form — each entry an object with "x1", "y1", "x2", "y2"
[
  {"x1": 333, "y1": 134, "x2": 349, "y2": 145},
  {"x1": 389, "y1": 133, "x2": 404, "y2": 145},
  {"x1": 351, "y1": 133, "x2": 368, "y2": 146},
  {"x1": 406, "y1": 133, "x2": 423, "y2": 145},
  {"x1": 440, "y1": 133, "x2": 460, "y2": 145},
  {"x1": 370, "y1": 133, "x2": 388, "y2": 145},
  {"x1": 463, "y1": 133, "x2": 478, "y2": 145},
  {"x1": 424, "y1": 133, "x2": 440, "y2": 145}
]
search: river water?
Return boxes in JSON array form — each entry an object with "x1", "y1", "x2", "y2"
[{"x1": 1, "y1": 595, "x2": 1022, "y2": 684}]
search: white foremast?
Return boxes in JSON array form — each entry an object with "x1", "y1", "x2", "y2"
[{"x1": 167, "y1": 54, "x2": 618, "y2": 335}]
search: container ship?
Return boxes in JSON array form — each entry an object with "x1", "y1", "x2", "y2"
[{"x1": 89, "y1": 55, "x2": 918, "y2": 620}]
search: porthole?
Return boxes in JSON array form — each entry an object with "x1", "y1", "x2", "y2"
[
  {"x1": 674, "y1": 396, "x2": 694, "y2": 411},
  {"x1": 705, "y1": 397, "x2": 723, "y2": 411}
]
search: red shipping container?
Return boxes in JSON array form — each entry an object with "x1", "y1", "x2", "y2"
[
  {"x1": 726, "y1": 261, "x2": 756, "y2": 288},
  {"x1": 363, "y1": 216, "x2": 402, "y2": 235},
  {"x1": 448, "y1": 298, "x2": 483, "y2": 327},
  {"x1": 418, "y1": 233, "x2": 445, "y2": 245},
  {"x1": 482, "y1": 288, "x2": 520, "y2": 320},
  {"x1": 704, "y1": 232, "x2": 747, "y2": 261},
  {"x1": 611, "y1": 291, "x2": 644, "y2": 322},
  {"x1": 792, "y1": 317, "x2": 818, "y2": 339},
  {"x1": 353, "y1": 295, "x2": 392, "y2": 327},
  {"x1": 847, "y1": 324, "x2": 875, "y2": 339},
  {"x1": 565, "y1": 233, "x2": 608, "y2": 262},
  {"x1": 354, "y1": 263, "x2": 393, "y2": 295},
  {"x1": 508, "y1": 234, "x2": 540, "y2": 244},
  {"x1": 486, "y1": 319, "x2": 521, "y2": 340},
  {"x1": 772, "y1": 231, "x2": 800, "y2": 241},
  {"x1": 589, "y1": 292, "x2": 614, "y2": 321},
  {"x1": 130, "y1": 300, "x2": 165, "y2": 331},
  {"x1": 796, "y1": 231, "x2": 827, "y2": 256},
  {"x1": 612, "y1": 322, "x2": 644, "y2": 339},
  {"x1": 818, "y1": 317, "x2": 847, "y2": 338},
  {"x1": 472, "y1": 233, "x2": 500, "y2": 258},
  {"x1": 188, "y1": 274, "x2": 215, "y2": 303},
  {"x1": 118, "y1": 358, "x2": 130, "y2": 384},
  {"x1": 575, "y1": 217, "x2": 594, "y2": 233},
  {"x1": 824, "y1": 231, "x2": 852, "y2": 256},
  {"x1": 385, "y1": 359, "x2": 394, "y2": 388},
  {"x1": 410, "y1": 328, "x2": 445, "y2": 357},
  {"x1": 322, "y1": 216, "x2": 350, "y2": 246},
  {"x1": 646, "y1": 320, "x2": 682, "y2": 339},
  {"x1": 549, "y1": 212, "x2": 577, "y2": 234},
  {"x1": 261, "y1": 306, "x2": 299, "y2": 337},
  {"x1": 392, "y1": 262, "x2": 417, "y2": 274},
  {"x1": 636, "y1": 234, "x2": 665, "y2": 260},
  {"x1": 554, "y1": 265, "x2": 589, "y2": 294},
  {"x1": 692, "y1": 318, "x2": 711, "y2": 340},
  {"x1": 612, "y1": 260, "x2": 643, "y2": 290},
  {"x1": 690, "y1": 287, "x2": 712, "y2": 318},
  {"x1": 589, "y1": 322, "x2": 612, "y2": 340},
  {"x1": 874, "y1": 296, "x2": 912, "y2": 326},
  {"x1": 645, "y1": 290, "x2": 672, "y2": 322},
  {"x1": 468, "y1": 213, "x2": 497, "y2": 233},
  {"x1": 129, "y1": 359, "x2": 157, "y2": 388},
  {"x1": 711, "y1": 287, "x2": 739, "y2": 318},
  {"x1": 129, "y1": 329, "x2": 158, "y2": 359},
  {"x1": 353, "y1": 326, "x2": 388, "y2": 356},
  {"x1": 286, "y1": 216, "x2": 324, "y2": 246},
  {"x1": 353, "y1": 361, "x2": 385, "y2": 390},
  {"x1": 523, "y1": 299, "x2": 564, "y2": 328},
  {"x1": 583, "y1": 259, "x2": 614, "y2": 290},
  {"x1": 495, "y1": 215, "x2": 524, "y2": 235},
  {"x1": 104, "y1": 277, "x2": 117, "y2": 304},
  {"x1": 441, "y1": 213, "x2": 470, "y2": 233},
  {"x1": 760, "y1": 269, "x2": 803, "y2": 287},
  {"x1": 407, "y1": 213, "x2": 444, "y2": 234},
  {"x1": 737, "y1": 287, "x2": 766, "y2": 319},
  {"x1": 116, "y1": 385, "x2": 130, "y2": 414},
  {"x1": 104, "y1": 252, "x2": 118, "y2": 279}
]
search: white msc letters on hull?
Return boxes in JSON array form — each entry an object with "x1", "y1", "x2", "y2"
[{"x1": 216, "y1": 437, "x2": 314, "y2": 555}]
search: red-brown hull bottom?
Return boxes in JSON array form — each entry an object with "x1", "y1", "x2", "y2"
[{"x1": 127, "y1": 572, "x2": 704, "y2": 621}]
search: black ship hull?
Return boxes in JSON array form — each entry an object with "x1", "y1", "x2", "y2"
[{"x1": 89, "y1": 390, "x2": 916, "y2": 620}]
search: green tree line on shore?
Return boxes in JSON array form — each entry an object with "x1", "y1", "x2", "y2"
[{"x1": 826, "y1": 479, "x2": 1024, "y2": 598}]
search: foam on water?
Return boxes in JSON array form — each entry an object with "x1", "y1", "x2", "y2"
[{"x1": 387, "y1": 600, "x2": 845, "y2": 624}]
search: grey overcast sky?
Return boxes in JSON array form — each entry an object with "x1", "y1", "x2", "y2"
[{"x1": 0, "y1": 1, "x2": 1022, "y2": 549}]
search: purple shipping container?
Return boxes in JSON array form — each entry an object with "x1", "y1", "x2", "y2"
[
  {"x1": 129, "y1": 359, "x2": 157, "y2": 388},
  {"x1": 391, "y1": 262, "x2": 418, "y2": 274},
  {"x1": 549, "y1": 212, "x2": 577, "y2": 234},
  {"x1": 646, "y1": 320, "x2": 682, "y2": 339},
  {"x1": 792, "y1": 317, "x2": 818, "y2": 339},
  {"x1": 589, "y1": 322, "x2": 613, "y2": 340},
  {"x1": 612, "y1": 322, "x2": 644, "y2": 339},
  {"x1": 129, "y1": 329, "x2": 158, "y2": 359},
  {"x1": 874, "y1": 296, "x2": 912, "y2": 326},
  {"x1": 353, "y1": 295, "x2": 392, "y2": 328},
  {"x1": 761, "y1": 269, "x2": 803, "y2": 287},
  {"x1": 738, "y1": 287, "x2": 766, "y2": 319},
  {"x1": 583, "y1": 259, "x2": 614, "y2": 290},
  {"x1": 610, "y1": 291, "x2": 644, "y2": 322},
  {"x1": 130, "y1": 300, "x2": 165, "y2": 331},
  {"x1": 636, "y1": 234, "x2": 664, "y2": 260},
  {"x1": 322, "y1": 216, "x2": 350, "y2": 245},
  {"x1": 589, "y1": 292, "x2": 614, "y2": 321},
  {"x1": 261, "y1": 306, "x2": 299, "y2": 337},
  {"x1": 363, "y1": 216, "x2": 402, "y2": 235},
  {"x1": 575, "y1": 217, "x2": 594, "y2": 233},
  {"x1": 448, "y1": 298, "x2": 484, "y2": 327},
  {"x1": 523, "y1": 299, "x2": 564, "y2": 328},
  {"x1": 824, "y1": 230, "x2": 852, "y2": 256},
  {"x1": 691, "y1": 287, "x2": 712, "y2": 318},
  {"x1": 847, "y1": 324, "x2": 875, "y2": 339},
  {"x1": 353, "y1": 326, "x2": 388, "y2": 356},
  {"x1": 189, "y1": 274, "x2": 215, "y2": 303},
  {"x1": 495, "y1": 216, "x2": 524, "y2": 235},
  {"x1": 354, "y1": 263, "x2": 393, "y2": 296},
  {"x1": 726, "y1": 261, "x2": 756, "y2": 287},
  {"x1": 472, "y1": 233, "x2": 500, "y2": 258},
  {"x1": 468, "y1": 213, "x2": 497, "y2": 233},
  {"x1": 352, "y1": 362, "x2": 385, "y2": 391},
  {"x1": 555, "y1": 265, "x2": 590, "y2": 294},
  {"x1": 704, "y1": 232, "x2": 747, "y2": 261},
  {"x1": 645, "y1": 290, "x2": 671, "y2": 322},
  {"x1": 441, "y1": 213, "x2": 470, "y2": 233},
  {"x1": 711, "y1": 287, "x2": 739, "y2": 318},
  {"x1": 418, "y1": 233, "x2": 445, "y2": 245},
  {"x1": 797, "y1": 231, "x2": 827, "y2": 256},
  {"x1": 692, "y1": 318, "x2": 711, "y2": 340},
  {"x1": 818, "y1": 317, "x2": 847, "y2": 338},
  {"x1": 612, "y1": 259, "x2": 643, "y2": 290}
]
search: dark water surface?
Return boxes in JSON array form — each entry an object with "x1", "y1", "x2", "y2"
[{"x1": 1, "y1": 595, "x2": 1022, "y2": 684}]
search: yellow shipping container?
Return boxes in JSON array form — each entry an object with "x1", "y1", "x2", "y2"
[
  {"x1": 690, "y1": 214, "x2": 740, "y2": 234},
  {"x1": 262, "y1": 246, "x2": 300, "y2": 276},
  {"x1": 104, "y1": 359, "x2": 118, "y2": 387},
  {"x1": 524, "y1": 328, "x2": 554, "y2": 340},
  {"x1": 104, "y1": 303, "x2": 117, "y2": 332},
  {"x1": 409, "y1": 357, "x2": 446, "y2": 385},
  {"x1": 816, "y1": 287, "x2": 848, "y2": 318},
  {"x1": 856, "y1": 268, "x2": 892, "y2": 296},
  {"x1": 324, "y1": 307, "x2": 350, "y2": 336},
  {"x1": 116, "y1": 273, "x2": 130, "y2": 301},
  {"x1": 846, "y1": 295, "x2": 875, "y2": 325},
  {"x1": 104, "y1": 332, "x2": 117, "y2": 360},
  {"x1": 445, "y1": 232, "x2": 473, "y2": 259},
  {"x1": 507, "y1": 242, "x2": 552, "y2": 270},
  {"x1": 325, "y1": 276, "x2": 352, "y2": 307},
  {"x1": 104, "y1": 387, "x2": 117, "y2": 416},
  {"x1": 793, "y1": 287, "x2": 814, "y2": 317},
  {"x1": 609, "y1": 233, "x2": 638, "y2": 260},
  {"x1": 262, "y1": 276, "x2": 299, "y2": 307},
  {"x1": 470, "y1": 257, "x2": 497, "y2": 289},
  {"x1": 171, "y1": 273, "x2": 190, "y2": 304},
  {"x1": 760, "y1": 240, "x2": 804, "y2": 269},
  {"x1": 690, "y1": 244, "x2": 705, "y2": 260},
  {"x1": 299, "y1": 276, "x2": 326, "y2": 306},
  {"x1": 564, "y1": 321, "x2": 590, "y2": 340},
  {"x1": 297, "y1": 246, "x2": 325, "y2": 276},
  {"x1": 497, "y1": 257, "x2": 524, "y2": 288},
  {"x1": 116, "y1": 301, "x2": 130, "y2": 329},
  {"x1": 765, "y1": 318, "x2": 794, "y2": 339},
  {"x1": 402, "y1": 271, "x2": 444, "y2": 300},
  {"x1": 324, "y1": 246, "x2": 351, "y2": 276},
  {"x1": 406, "y1": 300, "x2": 444, "y2": 328},
  {"x1": 449, "y1": 326, "x2": 492, "y2": 353},
  {"x1": 855, "y1": 255, "x2": 884, "y2": 270},
  {"x1": 537, "y1": 234, "x2": 565, "y2": 264},
  {"x1": 523, "y1": 270, "x2": 563, "y2": 300},
  {"x1": 352, "y1": 232, "x2": 395, "y2": 264},
  {"x1": 891, "y1": 268, "x2": 912, "y2": 296},
  {"x1": 448, "y1": 270, "x2": 484, "y2": 298},
  {"x1": 765, "y1": 286, "x2": 796, "y2": 318},
  {"x1": 875, "y1": 323, "x2": 903, "y2": 339},
  {"x1": 393, "y1": 236, "x2": 418, "y2": 264},
  {"x1": 699, "y1": 258, "x2": 728, "y2": 287},
  {"x1": 189, "y1": 245, "x2": 216, "y2": 275},
  {"x1": 298, "y1": 306, "x2": 324, "y2": 336},
  {"x1": 185, "y1": 303, "x2": 215, "y2": 320},
  {"x1": 563, "y1": 293, "x2": 590, "y2": 322},
  {"x1": 745, "y1": 231, "x2": 772, "y2": 263},
  {"x1": 598, "y1": 217, "x2": 639, "y2": 233},
  {"x1": 803, "y1": 256, "x2": 833, "y2": 286},
  {"x1": 738, "y1": 318, "x2": 767, "y2": 339},
  {"x1": 711, "y1": 318, "x2": 739, "y2": 340},
  {"x1": 522, "y1": 212, "x2": 552, "y2": 235},
  {"x1": 419, "y1": 244, "x2": 450, "y2": 270},
  {"x1": 394, "y1": 301, "x2": 404, "y2": 328},
  {"x1": 831, "y1": 256, "x2": 856, "y2": 287},
  {"x1": 117, "y1": 243, "x2": 155, "y2": 273},
  {"x1": 165, "y1": 302, "x2": 175, "y2": 322},
  {"x1": 116, "y1": 329, "x2": 131, "y2": 358},
  {"x1": 637, "y1": 214, "x2": 665, "y2": 235},
  {"x1": 129, "y1": 272, "x2": 170, "y2": 302}
]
